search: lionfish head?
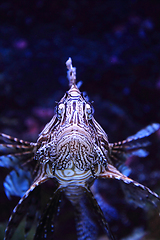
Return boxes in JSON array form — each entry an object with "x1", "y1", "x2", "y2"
[
  {"x1": 36, "y1": 58, "x2": 100, "y2": 171},
  {"x1": 56, "y1": 57, "x2": 94, "y2": 127}
]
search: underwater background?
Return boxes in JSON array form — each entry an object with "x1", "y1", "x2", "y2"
[{"x1": 0, "y1": 0, "x2": 160, "y2": 239}]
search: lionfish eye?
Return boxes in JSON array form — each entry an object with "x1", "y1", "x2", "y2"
[
  {"x1": 57, "y1": 103, "x2": 65, "y2": 120},
  {"x1": 85, "y1": 103, "x2": 93, "y2": 120}
]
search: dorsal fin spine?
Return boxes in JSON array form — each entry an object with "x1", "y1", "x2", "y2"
[{"x1": 66, "y1": 57, "x2": 76, "y2": 87}]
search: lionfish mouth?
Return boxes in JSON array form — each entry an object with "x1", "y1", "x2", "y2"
[{"x1": 54, "y1": 159, "x2": 102, "y2": 187}]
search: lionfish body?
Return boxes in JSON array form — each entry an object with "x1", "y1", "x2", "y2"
[{"x1": 0, "y1": 58, "x2": 160, "y2": 240}]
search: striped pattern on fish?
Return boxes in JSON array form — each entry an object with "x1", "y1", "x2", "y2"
[{"x1": 0, "y1": 58, "x2": 160, "y2": 240}]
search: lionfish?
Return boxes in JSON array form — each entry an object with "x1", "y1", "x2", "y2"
[{"x1": 0, "y1": 58, "x2": 160, "y2": 240}]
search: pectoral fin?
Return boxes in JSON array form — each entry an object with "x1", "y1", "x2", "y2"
[
  {"x1": 99, "y1": 164, "x2": 160, "y2": 210},
  {"x1": 109, "y1": 123, "x2": 160, "y2": 171}
]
